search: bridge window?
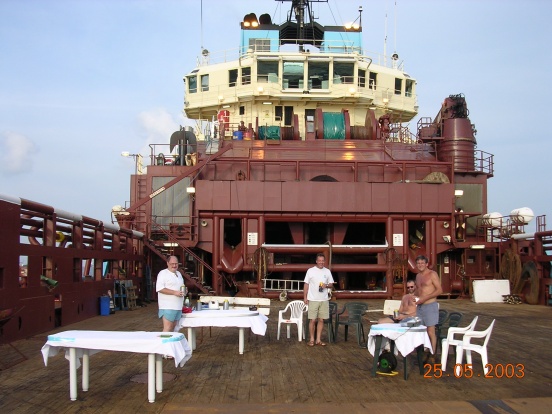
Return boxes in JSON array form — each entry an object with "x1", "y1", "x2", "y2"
[
  {"x1": 308, "y1": 61, "x2": 329, "y2": 89},
  {"x1": 201, "y1": 74, "x2": 209, "y2": 92},
  {"x1": 358, "y1": 69, "x2": 366, "y2": 88},
  {"x1": 229, "y1": 69, "x2": 238, "y2": 87},
  {"x1": 188, "y1": 76, "x2": 197, "y2": 94},
  {"x1": 369, "y1": 72, "x2": 377, "y2": 90},
  {"x1": 241, "y1": 67, "x2": 251, "y2": 85},
  {"x1": 405, "y1": 79, "x2": 414, "y2": 97},
  {"x1": 333, "y1": 62, "x2": 354, "y2": 84},
  {"x1": 257, "y1": 61, "x2": 278, "y2": 83},
  {"x1": 394, "y1": 77, "x2": 402, "y2": 95},
  {"x1": 283, "y1": 61, "x2": 304, "y2": 89}
]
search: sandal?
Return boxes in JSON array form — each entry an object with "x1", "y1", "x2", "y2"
[
  {"x1": 315, "y1": 342, "x2": 327, "y2": 346},
  {"x1": 307, "y1": 341, "x2": 315, "y2": 347}
]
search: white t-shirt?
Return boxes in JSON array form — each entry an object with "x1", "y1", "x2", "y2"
[
  {"x1": 156, "y1": 268, "x2": 185, "y2": 310},
  {"x1": 304, "y1": 266, "x2": 334, "y2": 301}
]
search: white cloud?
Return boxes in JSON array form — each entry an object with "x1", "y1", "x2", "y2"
[
  {"x1": 0, "y1": 131, "x2": 38, "y2": 174},
  {"x1": 136, "y1": 108, "x2": 181, "y2": 155}
]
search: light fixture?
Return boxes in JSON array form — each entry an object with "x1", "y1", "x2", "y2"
[
  {"x1": 262, "y1": 101, "x2": 272, "y2": 105},
  {"x1": 222, "y1": 104, "x2": 231, "y2": 108},
  {"x1": 121, "y1": 151, "x2": 143, "y2": 174},
  {"x1": 201, "y1": 220, "x2": 208, "y2": 227},
  {"x1": 349, "y1": 87, "x2": 356, "y2": 94},
  {"x1": 186, "y1": 187, "x2": 196, "y2": 194},
  {"x1": 470, "y1": 245, "x2": 485, "y2": 250},
  {"x1": 382, "y1": 98, "x2": 389, "y2": 104},
  {"x1": 242, "y1": 13, "x2": 259, "y2": 29},
  {"x1": 442, "y1": 235, "x2": 451, "y2": 244},
  {"x1": 344, "y1": 6, "x2": 362, "y2": 31},
  {"x1": 163, "y1": 242, "x2": 178, "y2": 247},
  {"x1": 455, "y1": 190, "x2": 464, "y2": 198},
  {"x1": 257, "y1": 86, "x2": 264, "y2": 92},
  {"x1": 443, "y1": 221, "x2": 450, "y2": 229}
]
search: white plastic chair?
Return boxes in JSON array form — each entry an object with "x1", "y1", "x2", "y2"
[
  {"x1": 440, "y1": 315, "x2": 478, "y2": 371},
  {"x1": 455, "y1": 319, "x2": 496, "y2": 375},
  {"x1": 277, "y1": 300, "x2": 308, "y2": 341}
]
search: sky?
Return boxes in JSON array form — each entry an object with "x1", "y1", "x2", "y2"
[{"x1": 1, "y1": 0, "x2": 551, "y2": 228}]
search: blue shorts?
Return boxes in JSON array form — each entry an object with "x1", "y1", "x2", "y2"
[
  {"x1": 158, "y1": 309, "x2": 183, "y2": 322},
  {"x1": 416, "y1": 302, "x2": 439, "y2": 327}
]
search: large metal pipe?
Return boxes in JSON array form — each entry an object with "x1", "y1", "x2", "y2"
[
  {"x1": 222, "y1": 263, "x2": 389, "y2": 272},
  {"x1": 262, "y1": 243, "x2": 388, "y2": 254},
  {"x1": 273, "y1": 291, "x2": 392, "y2": 300}
]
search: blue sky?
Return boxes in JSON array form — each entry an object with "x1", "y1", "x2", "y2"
[{"x1": 1, "y1": 0, "x2": 551, "y2": 228}]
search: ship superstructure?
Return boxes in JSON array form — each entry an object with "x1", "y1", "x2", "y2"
[
  {"x1": 3, "y1": 0, "x2": 551, "y2": 344},
  {"x1": 115, "y1": 0, "x2": 551, "y2": 302}
]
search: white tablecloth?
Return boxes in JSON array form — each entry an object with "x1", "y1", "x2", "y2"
[
  {"x1": 41, "y1": 330, "x2": 192, "y2": 368},
  {"x1": 176, "y1": 309, "x2": 268, "y2": 335},
  {"x1": 41, "y1": 330, "x2": 192, "y2": 402},
  {"x1": 368, "y1": 323, "x2": 433, "y2": 357}
]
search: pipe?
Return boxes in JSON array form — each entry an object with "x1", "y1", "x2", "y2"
[
  {"x1": 266, "y1": 290, "x2": 392, "y2": 300},
  {"x1": 261, "y1": 244, "x2": 389, "y2": 254},
  {"x1": 221, "y1": 263, "x2": 389, "y2": 272}
]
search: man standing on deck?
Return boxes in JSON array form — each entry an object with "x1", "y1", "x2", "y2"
[
  {"x1": 156, "y1": 255, "x2": 185, "y2": 333},
  {"x1": 304, "y1": 253, "x2": 335, "y2": 347},
  {"x1": 415, "y1": 255, "x2": 443, "y2": 362}
]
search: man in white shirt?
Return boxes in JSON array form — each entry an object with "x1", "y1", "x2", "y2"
[
  {"x1": 303, "y1": 253, "x2": 335, "y2": 346},
  {"x1": 156, "y1": 255, "x2": 185, "y2": 332}
]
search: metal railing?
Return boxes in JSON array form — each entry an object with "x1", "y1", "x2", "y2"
[{"x1": 262, "y1": 278, "x2": 304, "y2": 292}]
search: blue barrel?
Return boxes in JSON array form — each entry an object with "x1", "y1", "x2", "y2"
[
  {"x1": 99, "y1": 296, "x2": 110, "y2": 316},
  {"x1": 233, "y1": 131, "x2": 243, "y2": 140}
]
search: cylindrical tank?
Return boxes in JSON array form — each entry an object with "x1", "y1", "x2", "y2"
[
  {"x1": 437, "y1": 95, "x2": 476, "y2": 172},
  {"x1": 482, "y1": 212, "x2": 503, "y2": 228},
  {"x1": 510, "y1": 207, "x2": 534, "y2": 225}
]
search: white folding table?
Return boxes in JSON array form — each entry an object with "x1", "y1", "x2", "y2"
[
  {"x1": 176, "y1": 309, "x2": 268, "y2": 354},
  {"x1": 41, "y1": 330, "x2": 192, "y2": 403}
]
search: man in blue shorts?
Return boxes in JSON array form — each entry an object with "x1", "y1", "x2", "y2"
[
  {"x1": 156, "y1": 255, "x2": 186, "y2": 332},
  {"x1": 415, "y1": 255, "x2": 443, "y2": 362}
]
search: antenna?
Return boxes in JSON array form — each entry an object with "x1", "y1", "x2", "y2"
[
  {"x1": 394, "y1": 0, "x2": 397, "y2": 58},
  {"x1": 200, "y1": 0, "x2": 205, "y2": 53},
  {"x1": 384, "y1": 0, "x2": 388, "y2": 65}
]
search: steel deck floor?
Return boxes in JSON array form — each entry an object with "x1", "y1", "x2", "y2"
[{"x1": 1, "y1": 298, "x2": 551, "y2": 413}]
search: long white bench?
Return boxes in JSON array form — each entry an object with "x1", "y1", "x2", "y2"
[{"x1": 198, "y1": 295, "x2": 271, "y2": 316}]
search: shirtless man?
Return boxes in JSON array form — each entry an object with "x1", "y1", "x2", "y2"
[
  {"x1": 415, "y1": 255, "x2": 443, "y2": 361},
  {"x1": 378, "y1": 280, "x2": 418, "y2": 323}
]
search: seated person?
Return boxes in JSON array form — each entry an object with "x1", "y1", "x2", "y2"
[{"x1": 378, "y1": 280, "x2": 417, "y2": 323}]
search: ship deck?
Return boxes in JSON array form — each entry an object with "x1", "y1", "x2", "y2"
[{"x1": 1, "y1": 298, "x2": 551, "y2": 414}]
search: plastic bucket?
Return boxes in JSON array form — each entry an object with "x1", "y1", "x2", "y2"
[{"x1": 233, "y1": 131, "x2": 243, "y2": 140}]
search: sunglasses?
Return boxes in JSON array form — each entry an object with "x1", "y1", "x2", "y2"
[{"x1": 407, "y1": 286, "x2": 415, "y2": 289}]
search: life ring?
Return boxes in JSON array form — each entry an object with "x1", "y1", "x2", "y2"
[{"x1": 56, "y1": 231, "x2": 65, "y2": 243}]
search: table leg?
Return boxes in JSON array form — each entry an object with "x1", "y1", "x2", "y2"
[
  {"x1": 416, "y1": 345, "x2": 425, "y2": 375},
  {"x1": 371, "y1": 335, "x2": 383, "y2": 377},
  {"x1": 239, "y1": 328, "x2": 245, "y2": 354},
  {"x1": 156, "y1": 354, "x2": 163, "y2": 393},
  {"x1": 187, "y1": 327, "x2": 196, "y2": 350},
  {"x1": 82, "y1": 349, "x2": 90, "y2": 391},
  {"x1": 148, "y1": 353, "x2": 155, "y2": 403},
  {"x1": 69, "y1": 347, "x2": 77, "y2": 401}
]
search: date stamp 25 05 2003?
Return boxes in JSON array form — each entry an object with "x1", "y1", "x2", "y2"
[{"x1": 424, "y1": 363, "x2": 525, "y2": 379}]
